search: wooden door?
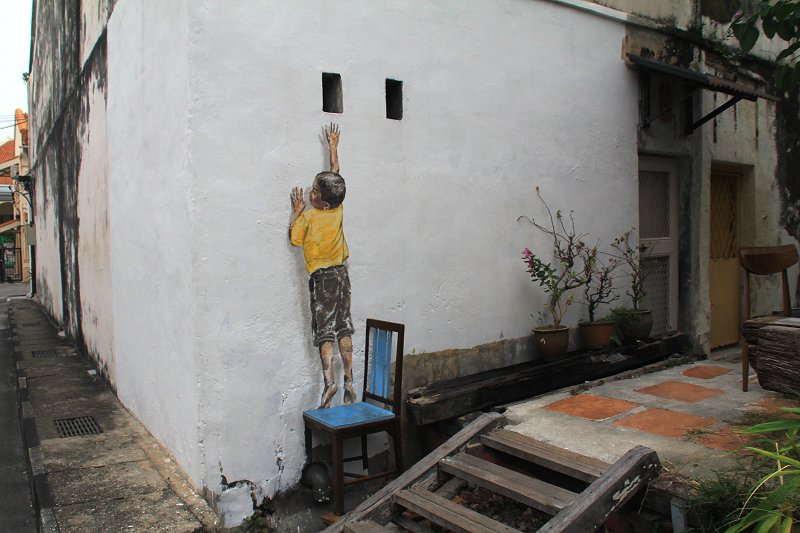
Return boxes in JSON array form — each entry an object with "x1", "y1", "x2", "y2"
[{"x1": 709, "y1": 169, "x2": 740, "y2": 348}]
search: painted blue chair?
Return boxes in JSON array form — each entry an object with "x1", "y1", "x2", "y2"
[{"x1": 303, "y1": 319, "x2": 405, "y2": 516}]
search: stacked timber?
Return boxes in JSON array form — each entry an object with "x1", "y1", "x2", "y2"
[
  {"x1": 743, "y1": 316, "x2": 800, "y2": 394},
  {"x1": 407, "y1": 333, "x2": 688, "y2": 426}
]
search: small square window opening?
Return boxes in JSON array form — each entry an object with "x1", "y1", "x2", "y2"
[
  {"x1": 322, "y1": 73, "x2": 343, "y2": 114},
  {"x1": 386, "y1": 79, "x2": 403, "y2": 120}
]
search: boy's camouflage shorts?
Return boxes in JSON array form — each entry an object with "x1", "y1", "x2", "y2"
[{"x1": 309, "y1": 265, "x2": 354, "y2": 346}]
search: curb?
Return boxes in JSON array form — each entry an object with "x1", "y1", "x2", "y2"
[{"x1": 11, "y1": 304, "x2": 60, "y2": 532}]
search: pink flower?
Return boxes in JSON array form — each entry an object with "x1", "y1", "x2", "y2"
[{"x1": 523, "y1": 248, "x2": 532, "y2": 258}]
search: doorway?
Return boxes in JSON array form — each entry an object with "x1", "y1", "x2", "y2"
[{"x1": 709, "y1": 167, "x2": 741, "y2": 348}]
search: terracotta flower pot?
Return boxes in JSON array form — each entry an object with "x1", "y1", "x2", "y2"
[
  {"x1": 578, "y1": 321, "x2": 616, "y2": 350},
  {"x1": 619, "y1": 310, "x2": 653, "y2": 341},
  {"x1": 533, "y1": 325, "x2": 570, "y2": 361}
]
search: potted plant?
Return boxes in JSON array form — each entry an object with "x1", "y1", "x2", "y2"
[
  {"x1": 578, "y1": 246, "x2": 620, "y2": 350},
  {"x1": 520, "y1": 188, "x2": 588, "y2": 361},
  {"x1": 610, "y1": 228, "x2": 653, "y2": 341}
]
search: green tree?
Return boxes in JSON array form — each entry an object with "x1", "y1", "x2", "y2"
[{"x1": 731, "y1": 0, "x2": 800, "y2": 92}]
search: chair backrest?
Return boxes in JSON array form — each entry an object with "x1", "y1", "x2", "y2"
[
  {"x1": 363, "y1": 319, "x2": 405, "y2": 415},
  {"x1": 739, "y1": 245, "x2": 799, "y2": 319}
]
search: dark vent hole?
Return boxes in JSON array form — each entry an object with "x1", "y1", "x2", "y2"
[
  {"x1": 386, "y1": 79, "x2": 403, "y2": 120},
  {"x1": 322, "y1": 73, "x2": 343, "y2": 114}
]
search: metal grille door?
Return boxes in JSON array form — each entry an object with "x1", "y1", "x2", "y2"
[
  {"x1": 638, "y1": 158, "x2": 679, "y2": 336},
  {"x1": 642, "y1": 256, "x2": 671, "y2": 336}
]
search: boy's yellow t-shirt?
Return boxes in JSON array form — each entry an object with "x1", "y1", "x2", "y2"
[{"x1": 290, "y1": 204, "x2": 349, "y2": 273}]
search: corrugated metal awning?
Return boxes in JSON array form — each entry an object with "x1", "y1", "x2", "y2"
[{"x1": 626, "y1": 53, "x2": 778, "y2": 134}]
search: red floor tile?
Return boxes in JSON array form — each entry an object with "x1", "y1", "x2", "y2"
[
  {"x1": 682, "y1": 365, "x2": 732, "y2": 379},
  {"x1": 614, "y1": 408, "x2": 718, "y2": 437},
  {"x1": 746, "y1": 397, "x2": 800, "y2": 414},
  {"x1": 636, "y1": 381, "x2": 725, "y2": 403},
  {"x1": 545, "y1": 394, "x2": 639, "y2": 420},
  {"x1": 697, "y1": 427, "x2": 751, "y2": 451}
]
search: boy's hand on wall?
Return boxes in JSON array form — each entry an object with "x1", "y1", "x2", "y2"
[
  {"x1": 291, "y1": 187, "x2": 306, "y2": 214},
  {"x1": 325, "y1": 122, "x2": 340, "y2": 148}
]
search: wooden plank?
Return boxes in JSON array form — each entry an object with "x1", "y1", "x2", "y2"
[
  {"x1": 745, "y1": 325, "x2": 800, "y2": 394},
  {"x1": 390, "y1": 515, "x2": 437, "y2": 533},
  {"x1": 321, "y1": 412, "x2": 504, "y2": 533},
  {"x1": 438, "y1": 452, "x2": 577, "y2": 515},
  {"x1": 481, "y1": 429, "x2": 609, "y2": 483},
  {"x1": 406, "y1": 334, "x2": 688, "y2": 426},
  {"x1": 538, "y1": 445, "x2": 661, "y2": 533},
  {"x1": 343, "y1": 521, "x2": 392, "y2": 533},
  {"x1": 394, "y1": 486, "x2": 522, "y2": 533}
]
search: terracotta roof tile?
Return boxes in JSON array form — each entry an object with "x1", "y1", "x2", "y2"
[
  {"x1": 0, "y1": 177, "x2": 13, "y2": 185},
  {"x1": 0, "y1": 140, "x2": 15, "y2": 164}
]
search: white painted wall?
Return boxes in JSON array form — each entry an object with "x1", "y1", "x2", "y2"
[
  {"x1": 106, "y1": 0, "x2": 201, "y2": 483},
  {"x1": 77, "y1": 72, "x2": 115, "y2": 383},
  {"x1": 186, "y1": 0, "x2": 638, "y2": 502}
]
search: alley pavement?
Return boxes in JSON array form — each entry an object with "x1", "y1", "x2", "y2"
[
  {"x1": 503, "y1": 347, "x2": 800, "y2": 482},
  {"x1": 9, "y1": 297, "x2": 220, "y2": 532},
  {"x1": 1, "y1": 283, "x2": 36, "y2": 531}
]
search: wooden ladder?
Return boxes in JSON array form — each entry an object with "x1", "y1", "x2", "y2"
[{"x1": 326, "y1": 413, "x2": 660, "y2": 533}]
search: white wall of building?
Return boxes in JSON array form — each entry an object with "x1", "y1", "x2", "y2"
[
  {"x1": 77, "y1": 66, "x2": 116, "y2": 382},
  {"x1": 186, "y1": 0, "x2": 638, "y2": 499},
  {"x1": 106, "y1": 0, "x2": 201, "y2": 483}
]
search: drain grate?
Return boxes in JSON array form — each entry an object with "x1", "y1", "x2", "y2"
[
  {"x1": 32, "y1": 349, "x2": 58, "y2": 358},
  {"x1": 54, "y1": 416, "x2": 102, "y2": 437}
]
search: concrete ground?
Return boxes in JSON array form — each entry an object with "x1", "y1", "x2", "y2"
[
  {"x1": 0, "y1": 282, "x2": 36, "y2": 531},
  {"x1": 503, "y1": 347, "x2": 800, "y2": 482},
  {"x1": 9, "y1": 297, "x2": 220, "y2": 532}
]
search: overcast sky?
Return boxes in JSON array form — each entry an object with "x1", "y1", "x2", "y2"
[{"x1": 0, "y1": 0, "x2": 32, "y2": 139}]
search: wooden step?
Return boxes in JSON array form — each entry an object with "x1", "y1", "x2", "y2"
[
  {"x1": 481, "y1": 429, "x2": 610, "y2": 483},
  {"x1": 390, "y1": 514, "x2": 437, "y2": 533},
  {"x1": 394, "y1": 485, "x2": 521, "y2": 533},
  {"x1": 438, "y1": 452, "x2": 577, "y2": 515},
  {"x1": 343, "y1": 520, "x2": 393, "y2": 532}
]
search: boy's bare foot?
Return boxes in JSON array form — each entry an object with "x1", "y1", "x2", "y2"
[
  {"x1": 343, "y1": 382, "x2": 357, "y2": 405},
  {"x1": 320, "y1": 384, "x2": 338, "y2": 408}
]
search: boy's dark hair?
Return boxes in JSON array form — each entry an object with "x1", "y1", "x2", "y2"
[{"x1": 316, "y1": 171, "x2": 346, "y2": 208}]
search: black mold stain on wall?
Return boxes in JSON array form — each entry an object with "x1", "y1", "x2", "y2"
[
  {"x1": 700, "y1": 0, "x2": 759, "y2": 23},
  {"x1": 775, "y1": 92, "x2": 800, "y2": 242},
  {"x1": 31, "y1": 1, "x2": 109, "y2": 358}
]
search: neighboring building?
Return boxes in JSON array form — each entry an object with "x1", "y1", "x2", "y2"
[
  {"x1": 0, "y1": 109, "x2": 31, "y2": 282},
  {"x1": 27, "y1": 0, "x2": 800, "y2": 525}
]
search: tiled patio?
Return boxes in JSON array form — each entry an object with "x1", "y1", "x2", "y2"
[{"x1": 503, "y1": 347, "x2": 800, "y2": 481}]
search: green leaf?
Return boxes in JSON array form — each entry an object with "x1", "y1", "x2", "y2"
[
  {"x1": 775, "y1": 41, "x2": 800, "y2": 61},
  {"x1": 741, "y1": 23, "x2": 761, "y2": 53},
  {"x1": 763, "y1": 16, "x2": 778, "y2": 39},
  {"x1": 754, "y1": 513, "x2": 780, "y2": 533},
  {"x1": 741, "y1": 418, "x2": 800, "y2": 433}
]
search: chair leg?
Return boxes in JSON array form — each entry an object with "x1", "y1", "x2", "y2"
[
  {"x1": 392, "y1": 425, "x2": 404, "y2": 473},
  {"x1": 304, "y1": 426, "x2": 312, "y2": 462},
  {"x1": 332, "y1": 434, "x2": 344, "y2": 516},
  {"x1": 741, "y1": 338, "x2": 750, "y2": 392},
  {"x1": 361, "y1": 435, "x2": 369, "y2": 471}
]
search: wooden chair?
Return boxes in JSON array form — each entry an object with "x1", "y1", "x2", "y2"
[
  {"x1": 738, "y1": 245, "x2": 799, "y2": 391},
  {"x1": 303, "y1": 319, "x2": 405, "y2": 516}
]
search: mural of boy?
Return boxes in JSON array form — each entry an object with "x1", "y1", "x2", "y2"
[{"x1": 290, "y1": 124, "x2": 356, "y2": 408}]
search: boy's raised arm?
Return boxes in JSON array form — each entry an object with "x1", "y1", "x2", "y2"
[{"x1": 325, "y1": 123, "x2": 340, "y2": 174}]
